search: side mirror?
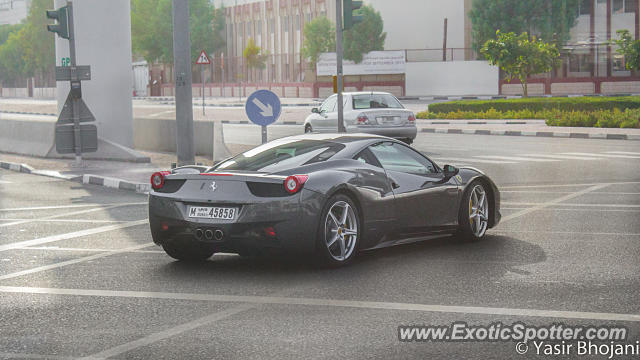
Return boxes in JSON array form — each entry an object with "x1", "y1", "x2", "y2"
[
  {"x1": 443, "y1": 164, "x2": 459, "y2": 178},
  {"x1": 311, "y1": 107, "x2": 320, "y2": 114}
]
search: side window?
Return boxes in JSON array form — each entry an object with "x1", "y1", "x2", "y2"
[
  {"x1": 320, "y1": 96, "x2": 337, "y2": 113},
  {"x1": 354, "y1": 148, "x2": 382, "y2": 168},
  {"x1": 368, "y1": 142, "x2": 437, "y2": 175}
]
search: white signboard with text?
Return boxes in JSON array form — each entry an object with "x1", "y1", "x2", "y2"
[{"x1": 316, "y1": 51, "x2": 406, "y2": 76}]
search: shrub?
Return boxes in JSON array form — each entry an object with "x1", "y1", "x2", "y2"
[{"x1": 428, "y1": 96, "x2": 640, "y2": 113}]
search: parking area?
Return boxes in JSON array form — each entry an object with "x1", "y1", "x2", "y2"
[{"x1": 1, "y1": 134, "x2": 639, "y2": 359}]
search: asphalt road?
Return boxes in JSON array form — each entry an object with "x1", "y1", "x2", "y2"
[{"x1": 1, "y1": 134, "x2": 639, "y2": 359}]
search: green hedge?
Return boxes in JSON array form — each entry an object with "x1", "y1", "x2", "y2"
[{"x1": 428, "y1": 96, "x2": 640, "y2": 113}]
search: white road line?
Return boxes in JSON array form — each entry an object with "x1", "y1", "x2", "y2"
[
  {"x1": 502, "y1": 202, "x2": 640, "y2": 208},
  {"x1": 0, "y1": 218, "x2": 126, "y2": 224},
  {"x1": 22, "y1": 246, "x2": 164, "y2": 253},
  {"x1": 605, "y1": 151, "x2": 640, "y2": 155},
  {"x1": 0, "y1": 202, "x2": 146, "y2": 212},
  {"x1": 0, "y1": 219, "x2": 148, "y2": 252},
  {"x1": 79, "y1": 303, "x2": 258, "y2": 360},
  {"x1": 502, "y1": 191, "x2": 640, "y2": 194},
  {"x1": 0, "y1": 180, "x2": 12, "y2": 184},
  {"x1": 490, "y1": 229, "x2": 640, "y2": 236},
  {"x1": 432, "y1": 157, "x2": 516, "y2": 164},
  {"x1": 502, "y1": 207, "x2": 640, "y2": 213},
  {"x1": 0, "y1": 352, "x2": 74, "y2": 360},
  {"x1": 500, "y1": 181, "x2": 640, "y2": 189},
  {"x1": 501, "y1": 183, "x2": 610, "y2": 222},
  {"x1": 147, "y1": 109, "x2": 175, "y2": 118},
  {"x1": 474, "y1": 155, "x2": 560, "y2": 162},
  {"x1": 519, "y1": 153, "x2": 599, "y2": 160},
  {"x1": 562, "y1": 152, "x2": 640, "y2": 159},
  {"x1": 1, "y1": 286, "x2": 639, "y2": 322},
  {"x1": 0, "y1": 242, "x2": 153, "y2": 281},
  {"x1": 0, "y1": 204, "x2": 123, "y2": 228}
]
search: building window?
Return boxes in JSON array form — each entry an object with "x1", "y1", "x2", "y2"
[
  {"x1": 295, "y1": 14, "x2": 300, "y2": 30},
  {"x1": 569, "y1": 53, "x2": 593, "y2": 73},
  {"x1": 270, "y1": 18, "x2": 275, "y2": 34},
  {"x1": 613, "y1": 54, "x2": 627, "y2": 72},
  {"x1": 285, "y1": 63, "x2": 290, "y2": 80},
  {"x1": 247, "y1": 22, "x2": 252, "y2": 37},
  {"x1": 305, "y1": 13, "x2": 311, "y2": 23},
  {"x1": 625, "y1": 0, "x2": 637, "y2": 12},
  {"x1": 613, "y1": 0, "x2": 624, "y2": 14},
  {"x1": 578, "y1": 0, "x2": 591, "y2": 15},
  {"x1": 282, "y1": 16, "x2": 288, "y2": 32}
]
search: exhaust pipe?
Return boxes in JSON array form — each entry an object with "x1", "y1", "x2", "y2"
[
  {"x1": 195, "y1": 228, "x2": 203, "y2": 240},
  {"x1": 214, "y1": 229, "x2": 224, "y2": 241},
  {"x1": 204, "y1": 229, "x2": 214, "y2": 240}
]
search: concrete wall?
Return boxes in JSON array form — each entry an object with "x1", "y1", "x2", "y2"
[
  {"x1": 0, "y1": 88, "x2": 56, "y2": 99},
  {"x1": 405, "y1": 61, "x2": 499, "y2": 96}
]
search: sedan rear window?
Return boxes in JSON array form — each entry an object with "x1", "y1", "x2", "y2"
[
  {"x1": 352, "y1": 94, "x2": 404, "y2": 110},
  {"x1": 212, "y1": 140, "x2": 345, "y2": 172}
]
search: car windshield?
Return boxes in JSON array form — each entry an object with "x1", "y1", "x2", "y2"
[
  {"x1": 211, "y1": 139, "x2": 345, "y2": 172},
  {"x1": 352, "y1": 94, "x2": 404, "y2": 110}
]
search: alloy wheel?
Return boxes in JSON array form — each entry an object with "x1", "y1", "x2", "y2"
[{"x1": 324, "y1": 201, "x2": 358, "y2": 261}]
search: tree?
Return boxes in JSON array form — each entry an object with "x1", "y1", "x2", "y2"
[
  {"x1": 343, "y1": 5, "x2": 386, "y2": 63},
  {"x1": 131, "y1": 0, "x2": 226, "y2": 64},
  {"x1": 482, "y1": 31, "x2": 560, "y2": 97},
  {"x1": 243, "y1": 38, "x2": 267, "y2": 71},
  {"x1": 469, "y1": 0, "x2": 581, "y2": 52},
  {"x1": 0, "y1": 29, "x2": 26, "y2": 84},
  {"x1": 612, "y1": 29, "x2": 640, "y2": 71},
  {"x1": 302, "y1": 16, "x2": 335, "y2": 67}
]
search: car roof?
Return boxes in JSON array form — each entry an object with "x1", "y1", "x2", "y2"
[
  {"x1": 284, "y1": 132, "x2": 392, "y2": 144},
  {"x1": 341, "y1": 91, "x2": 396, "y2": 96}
]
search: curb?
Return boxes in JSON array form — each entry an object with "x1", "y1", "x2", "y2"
[
  {"x1": 0, "y1": 110, "x2": 56, "y2": 116},
  {"x1": 398, "y1": 93, "x2": 640, "y2": 101},
  {"x1": 0, "y1": 160, "x2": 149, "y2": 194},
  {"x1": 82, "y1": 174, "x2": 150, "y2": 193},
  {"x1": 419, "y1": 128, "x2": 639, "y2": 140}
]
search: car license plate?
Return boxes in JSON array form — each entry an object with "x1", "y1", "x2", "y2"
[
  {"x1": 188, "y1": 206, "x2": 236, "y2": 220},
  {"x1": 377, "y1": 116, "x2": 400, "y2": 124}
]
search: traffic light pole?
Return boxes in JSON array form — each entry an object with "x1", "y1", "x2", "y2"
[
  {"x1": 65, "y1": 2, "x2": 83, "y2": 166},
  {"x1": 336, "y1": 0, "x2": 346, "y2": 133},
  {"x1": 172, "y1": 0, "x2": 195, "y2": 166}
]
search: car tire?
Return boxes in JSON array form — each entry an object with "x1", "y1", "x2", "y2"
[
  {"x1": 315, "y1": 194, "x2": 361, "y2": 267},
  {"x1": 457, "y1": 180, "x2": 490, "y2": 241},
  {"x1": 162, "y1": 241, "x2": 215, "y2": 261},
  {"x1": 305, "y1": 124, "x2": 313, "y2": 133}
]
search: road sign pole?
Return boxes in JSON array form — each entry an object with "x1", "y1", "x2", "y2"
[
  {"x1": 261, "y1": 125, "x2": 267, "y2": 144},
  {"x1": 201, "y1": 66, "x2": 205, "y2": 115},
  {"x1": 336, "y1": 0, "x2": 346, "y2": 133},
  {"x1": 66, "y1": 1, "x2": 83, "y2": 165},
  {"x1": 172, "y1": 0, "x2": 195, "y2": 166}
]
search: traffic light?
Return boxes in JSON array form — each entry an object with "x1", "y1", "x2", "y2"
[
  {"x1": 343, "y1": 0, "x2": 363, "y2": 31},
  {"x1": 46, "y1": 6, "x2": 69, "y2": 39}
]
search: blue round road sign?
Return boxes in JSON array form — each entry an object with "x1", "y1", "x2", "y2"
[{"x1": 245, "y1": 90, "x2": 282, "y2": 126}]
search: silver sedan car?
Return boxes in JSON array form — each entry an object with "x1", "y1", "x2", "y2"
[{"x1": 304, "y1": 92, "x2": 418, "y2": 144}]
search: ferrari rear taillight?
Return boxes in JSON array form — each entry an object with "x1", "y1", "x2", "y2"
[
  {"x1": 284, "y1": 175, "x2": 309, "y2": 194},
  {"x1": 150, "y1": 171, "x2": 171, "y2": 190},
  {"x1": 357, "y1": 114, "x2": 369, "y2": 125},
  {"x1": 408, "y1": 114, "x2": 416, "y2": 123}
]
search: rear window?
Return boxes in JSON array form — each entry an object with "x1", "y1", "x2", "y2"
[
  {"x1": 212, "y1": 139, "x2": 345, "y2": 172},
  {"x1": 352, "y1": 94, "x2": 404, "y2": 110}
]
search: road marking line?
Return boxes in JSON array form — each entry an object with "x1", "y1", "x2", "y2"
[
  {"x1": 0, "y1": 218, "x2": 126, "y2": 224},
  {"x1": 0, "y1": 219, "x2": 149, "y2": 252},
  {"x1": 148, "y1": 109, "x2": 174, "y2": 118},
  {"x1": 562, "y1": 152, "x2": 640, "y2": 159},
  {"x1": 1, "y1": 286, "x2": 639, "y2": 322},
  {"x1": 605, "y1": 151, "x2": 640, "y2": 155},
  {"x1": 0, "y1": 204, "x2": 125, "y2": 228},
  {"x1": 474, "y1": 155, "x2": 560, "y2": 162},
  {"x1": 0, "y1": 352, "x2": 74, "y2": 360},
  {"x1": 0, "y1": 242, "x2": 153, "y2": 281},
  {"x1": 520, "y1": 153, "x2": 599, "y2": 160},
  {"x1": 0, "y1": 180, "x2": 11, "y2": 184},
  {"x1": 502, "y1": 191, "x2": 640, "y2": 194},
  {"x1": 502, "y1": 202, "x2": 640, "y2": 208},
  {"x1": 79, "y1": 303, "x2": 258, "y2": 360},
  {"x1": 490, "y1": 229, "x2": 640, "y2": 236},
  {"x1": 502, "y1": 207, "x2": 640, "y2": 213},
  {"x1": 21, "y1": 246, "x2": 165, "y2": 253},
  {"x1": 501, "y1": 184, "x2": 610, "y2": 222},
  {"x1": 0, "y1": 202, "x2": 146, "y2": 212},
  {"x1": 432, "y1": 157, "x2": 516, "y2": 164},
  {"x1": 500, "y1": 181, "x2": 640, "y2": 189}
]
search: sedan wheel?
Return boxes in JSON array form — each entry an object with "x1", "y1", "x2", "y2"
[
  {"x1": 317, "y1": 195, "x2": 360, "y2": 266},
  {"x1": 305, "y1": 124, "x2": 313, "y2": 133},
  {"x1": 458, "y1": 182, "x2": 489, "y2": 240}
]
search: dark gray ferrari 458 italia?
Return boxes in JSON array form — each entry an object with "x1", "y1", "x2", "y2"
[{"x1": 148, "y1": 133, "x2": 501, "y2": 266}]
